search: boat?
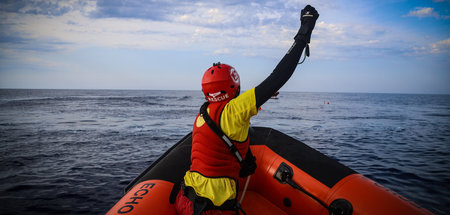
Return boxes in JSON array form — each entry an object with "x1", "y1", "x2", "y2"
[{"x1": 107, "y1": 127, "x2": 433, "y2": 215}]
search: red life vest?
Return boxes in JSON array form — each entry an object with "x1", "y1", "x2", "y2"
[{"x1": 190, "y1": 101, "x2": 250, "y2": 180}]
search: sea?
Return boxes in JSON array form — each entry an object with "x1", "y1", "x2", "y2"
[{"x1": 0, "y1": 89, "x2": 449, "y2": 215}]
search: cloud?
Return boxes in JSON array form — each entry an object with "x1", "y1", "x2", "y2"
[
  {"x1": 166, "y1": 1, "x2": 296, "y2": 28},
  {"x1": 412, "y1": 38, "x2": 450, "y2": 55},
  {"x1": 1, "y1": 0, "x2": 448, "y2": 62},
  {"x1": 171, "y1": 5, "x2": 239, "y2": 26},
  {"x1": 1, "y1": 10, "x2": 194, "y2": 51},
  {"x1": 0, "y1": 0, "x2": 300, "y2": 58},
  {"x1": 311, "y1": 21, "x2": 401, "y2": 59},
  {"x1": 92, "y1": 0, "x2": 173, "y2": 20},
  {"x1": 3, "y1": 0, "x2": 386, "y2": 61},
  {"x1": 213, "y1": 48, "x2": 231, "y2": 55},
  {"x1": 404, "y1": 7, "x2": 441, "y2": 19},
  {"x1": 432, "y1": 38, "x2": 450, "y2": 51},
  {"x1": 0, "y1": 0, "x2": 93, "y2": 16},
  {"x1": 92, "y1": 0, "x2": 290, "y2": 26}
]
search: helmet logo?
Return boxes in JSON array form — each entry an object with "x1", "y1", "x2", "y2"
[
  {"x1": 230, "y1": 68, "x2": 239, "y2": 84},
  {"x1": 208, "y1": 91, "x2": 229, "y2": 102},
  {"x1": 209, "y1": 91, "x2": 222, "y2": 98}
]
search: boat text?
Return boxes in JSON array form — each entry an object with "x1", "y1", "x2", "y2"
[{"x1": 117, "y1": 183, "x2": 155, "y2": 214}]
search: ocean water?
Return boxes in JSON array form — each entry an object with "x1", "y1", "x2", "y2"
[{"x1": 0, "y1": 89, "x2": 449, "y2": 215}]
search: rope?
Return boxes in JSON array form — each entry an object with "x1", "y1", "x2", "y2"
[{"x1": 239, "y1": 175, "x2": 251, "y2": 205}]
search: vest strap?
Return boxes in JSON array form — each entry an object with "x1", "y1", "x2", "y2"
[{"x1": 200, "y1": 102, "x2": 244, "y2": 163}]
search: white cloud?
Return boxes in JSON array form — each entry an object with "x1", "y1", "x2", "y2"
[
  {"x1": 1, "y1": 0, "x2": 447, "y2": 62},
  {"x1": 168, "y1": 2, "x2": 286, "y2": 28},
  {"x1": 174, "y1": 7, "x2": 232, "y2": 25},
  {"x1": 213, "y1": 48, "x2": 231, "y2": 55},
  {"x1": 432, "y1": 38, "x2": 450, "y2": 51},
  {"x1": 1, "y1": 10, "x2": 198, "y2": 50},
  {"x1": 405, "y1": 7, "x2": 440, "y2": 19},
  {"x1": 0, "y1": 1, "x2": 297, "y2": 59},
  {"x1": 413, "y1": 38, "x2": 450, "y2": 54},
  {"x1": 283, "y1": 0, "x2": 337, "y2": 10},
  {"x1": 311, "y1": 21, "x2": 398, "y2": 59}
]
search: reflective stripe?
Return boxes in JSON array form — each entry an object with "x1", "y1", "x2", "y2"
[{"x1": 222, "y1": 135, "x2": 243, "y2": 162}]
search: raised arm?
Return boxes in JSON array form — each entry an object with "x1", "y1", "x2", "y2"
[{"x1": 255, "y1": 5, "x2": 319, "y2": 108}]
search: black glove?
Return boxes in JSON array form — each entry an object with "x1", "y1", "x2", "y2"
[
  {"x1": 239, "y1": 149, "x2": 257, "y2": 178},
  {"x1": 294, "y1": 5, "x2": 319, "y2": 43}
]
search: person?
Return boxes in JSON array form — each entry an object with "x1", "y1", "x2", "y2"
[{"x1": 175, "y1": 5, "x2": 319, "y2": 215}]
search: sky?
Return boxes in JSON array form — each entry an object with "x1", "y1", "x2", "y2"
[{"x1": 0, "y1": 0, "x2": 449, "y2": 94}]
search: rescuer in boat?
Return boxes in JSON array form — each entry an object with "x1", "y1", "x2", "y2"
[{"x1": 175, "y1": 5, "x2": 319, "y2": 215}]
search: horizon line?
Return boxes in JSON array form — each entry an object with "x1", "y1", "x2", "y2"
[{"x1": 1, "y1": 88, "x2": 449, "y2": 96}]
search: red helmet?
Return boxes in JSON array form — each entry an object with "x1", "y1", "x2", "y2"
[{"x1": 202, "y1": 62, "x2": 240, "y2": 103}]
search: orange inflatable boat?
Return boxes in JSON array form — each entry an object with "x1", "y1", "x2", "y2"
[{"x1": 108, "y1": 127, "x2": 433, "y2": 215}]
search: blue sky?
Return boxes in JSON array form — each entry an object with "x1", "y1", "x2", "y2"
[{"x1": 0, "y1": 0, "x2": 449, "y2": 94}]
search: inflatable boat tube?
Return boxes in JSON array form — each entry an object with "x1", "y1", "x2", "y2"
[{"x1": 107, "y1": 127, "x2": 433, "y2": 215}]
